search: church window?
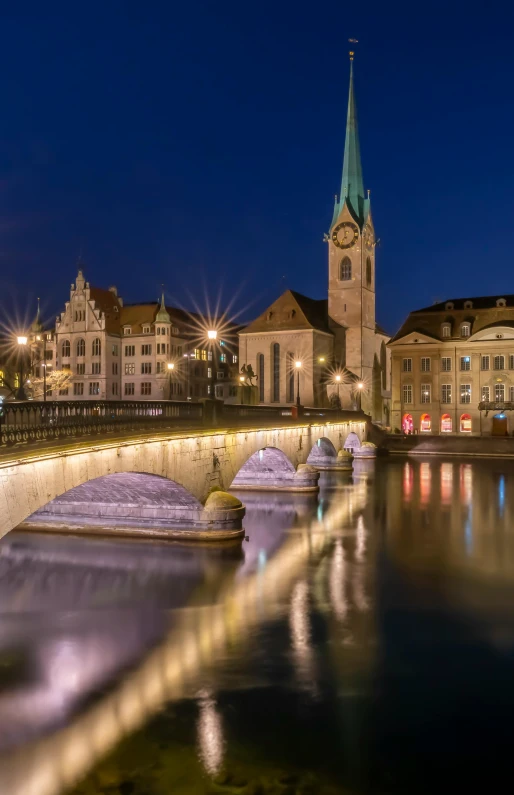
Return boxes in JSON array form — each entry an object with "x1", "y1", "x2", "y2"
[
  {"x1": 287, "y1": 353, "x2": 295, "y2": 402},
  {"x1": 272, "y1": 343, "x2": 280, "y2": 402},
  {"x1": 61, "y1": 340, "x2": 70, "y2": 358},
  {"x1": 494, "y1": 355, "x2": 505, "y2": 371},
  {"x1": 258, "y1": 354, "x2": 264, "y2": 402},
  {"x1": 339, "y1": 257, "x2": 352, "y2": 281},
  {"x1": 366, "y1": 257, "x2": 372, "y2": 287},
  {"x1": 76, "y1": 338, "x2": 85, "y2": 357},
  {"x1": 92, "y1": 338, "x2": 101, "y2": 357}
]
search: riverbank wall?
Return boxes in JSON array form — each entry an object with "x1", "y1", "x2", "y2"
[{"x1": 381, "y1": 435, "x2": 514, "y2": 458}]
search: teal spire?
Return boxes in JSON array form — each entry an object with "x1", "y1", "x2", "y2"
[
  {"x1": 156, "y1": 288, "x2": 171, "y2": 323},
  {"x1": 332, "y1": 56, "x2": 367, "y2": 229}
]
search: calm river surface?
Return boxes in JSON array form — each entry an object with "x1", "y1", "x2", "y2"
[{"x1": 1, "y1": 458, "x2": 514, "y2": 794}]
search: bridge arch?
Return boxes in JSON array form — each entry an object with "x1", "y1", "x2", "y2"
[
  {"x1": 343, "y1": 432, "x2": 362, "y2": 452},
  {"x1": 306, "y1": 436, "x2": 338, "y2": 466},
  {"x1": 0, "y1": 420, "x2": 367, "y2": 537}
]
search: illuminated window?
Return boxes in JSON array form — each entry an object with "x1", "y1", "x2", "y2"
[
  {"x1": 339, "y1": 257, "x2": 352, "y2": 281},
  {"x1": 201, "y1": 349, "x2": 207, "y2": 361},
  {"x1": 495, "y1": 383, "x2": 505, "y2": 402},
  {"x1": 441, "y1": 413, "x2": 452, "y2": 433},
  {"x1": 125, "y1": 363, "x2": 135, "y2": 375},
  {"x1": 0, "y1": 370, "x2": 4, "y2": 386},
  {"x1": 61, "y1": 340, "x2": 70, "y2": 358},
  {"x1": 481, "y1": 385, "x2": 490, "y2": 401},
  {"x1": 421, "y1": 357, "x2": 430, "y2": 372},
  {"x1": 441, "y1": 384, "x2": 452, "y2": 403},
  {"x1": 421, "y1": 383, "x2": 431, "y2": 403},
  {"x1": 273, "y1": 343, "x2": 280, "y2": 402},
  {"x1": 441, "y1": 357, "x2": 451, "y2": 372},
  {"x1": 481, "y1": 355, "x2": 490, "y2": 370},
  {"x1": 402, "y1": 413, "x2": 413, "y2": 433},
  {"x1": 420, "y1": 413, "x2": 431, "y2": 432},
  {"x1": 76, "y1": 338, "x2": 85, "y2": 357},
  {"x1": 460, "y1": 356, "x2": 471, "y2": 371},
  {"x1": 402, "y1": 358, "x2": 412, "y2": 372},
  {"x1": 460, "y1": 413, "x2": 472, "y2": 433},
  {"x1": 207, "y1": 368, "x2": 212, "y2": 378},
  {"x1": 193, "y1": 349, "x2": 200, "y2": 359},
  {"x1": 220, "y1": 353, "x2": 227, "y2": 363},
  {"x1": 232, "y1": 354, "x2": 238, "y2": 364},
  {"x1": 287, "y1": 352, "x2": 295, "y2": 402},
  {"x1": 494, "y1": 355, "x2": 505, "y2": 370},
  {"x1": 460, "y1": 384, "x2": 471, "y2": 404}
]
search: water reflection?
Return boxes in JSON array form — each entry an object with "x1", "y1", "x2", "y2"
[{"x1": 197, "y1": 692, "x2": 224, "y2": 776}]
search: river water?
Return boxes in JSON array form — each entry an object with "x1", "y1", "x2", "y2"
[{"x1": 1, "y1": 458, "x2": 514, "y2": 794}]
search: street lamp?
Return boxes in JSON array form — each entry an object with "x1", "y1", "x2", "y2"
[
  {"x1": 167, "y1": 362, "x2": 175, "y2": 400},
  {"x1": 16, "y1": 336, "x2": 29, "y2": 400},
  {"x1": 357, "y1": 381, "x2": 364, "y2": 411},
  {"x1": 207, "y1": 330, "x2": 217, "y2": 399},
  {"x1": 335, "y1": 373, "x2": 341, "y2": 405},
  {"x1": 35, "y1": 334, "x2": 48, "y2": 402},
  {"x1": 295, "y1": 360, "x2": 302, "y2": 407},
  {"x1": 239, "y1": 375, "x2": 245, "y2": 405}
]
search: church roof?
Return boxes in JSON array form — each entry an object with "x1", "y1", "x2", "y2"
[{"x1": 240, "y1": 290, "x2": 332, "y2": 335}]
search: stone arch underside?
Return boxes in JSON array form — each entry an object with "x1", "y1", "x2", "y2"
[
  {"x1": 306, "y1": 437, "x2": 337, "y2": 464},
  {"x1": 0, "y1": 421, "x2": 367, "y2": 537}
]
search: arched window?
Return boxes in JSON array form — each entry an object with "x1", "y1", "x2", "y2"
[
  {"x1": 402, "y1": 413, "x2": 413, "y2": 434},
  {"x1": 76, "y1": 338, "x2": 85, "y2": 357},
  {"x1": 441, "y1": 323, "x2": 451, "y2": 338},
  {"x1": 366, "y1": 257, "x2": 372, "y2": 287},
  {"x1": 441, "y1": 413, "x2": 452, "y2": 433},
  {"x1": 287, "y1": 352, "x2": 295, "y2": 402},
  {"x1": 258, "y1": 353, "x2": 264, "y2": 402},
  {"x1": 460, "y1": 413, "x2": 472, "y2": 433},
  {"x1": 420, "y1": 413, "x2": 431, "y2": 432},
  {"x1": 339, "y1": 257, "x2": 352, "y2": 281},
  {"x1": 61, "y1": 340, "x2": 70, "y2": 358},
  {"x1": 92, "y1": 338, "x2": 101, "y2": 357},
  {"x1": 461, "y1": 323, "x2": 471, "y2": 337},
  {"x1": 272, "y1": 343, "x2": 280, "y2": 402}
]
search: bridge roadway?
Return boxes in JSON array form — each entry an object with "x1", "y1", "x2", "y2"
[{"x1": 0, "y1": 414, "x2": 367, "y2": 538}]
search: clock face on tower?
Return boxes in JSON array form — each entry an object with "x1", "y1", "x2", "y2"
[{"x1": 331, "y1": 221, "x2": 359, "y2": 249}]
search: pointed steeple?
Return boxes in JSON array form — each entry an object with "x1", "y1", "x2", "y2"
[
  {"x1": 332, "y1": 54, "x2": 367, "y2": 229},
  {"x1": 156, "y1": 287, "x2": 171, "y2": 323},
  {"x1": 31, "y1": 297, "x2": 43, "y2": 333}
]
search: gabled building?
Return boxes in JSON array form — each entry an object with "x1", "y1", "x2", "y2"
[
  {"x1": 389, "y1": 295, "x2": 514, "y2": 436},
  {"x1": 239, "y1": 55, "x2": 391, "y2": 421}
]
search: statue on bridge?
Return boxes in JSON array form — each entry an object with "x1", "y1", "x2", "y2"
[{"x1": 240, "y1": 364, "x2": 256, "y2": 386}]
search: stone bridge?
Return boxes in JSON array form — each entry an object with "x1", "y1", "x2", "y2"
[{"x1": 0, "y1": 418, "x2": 367, "y2": 538}]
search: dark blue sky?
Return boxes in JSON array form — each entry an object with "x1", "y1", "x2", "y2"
[{"x1": 1, "y1": 1, "x2": 514, "y2": 335}]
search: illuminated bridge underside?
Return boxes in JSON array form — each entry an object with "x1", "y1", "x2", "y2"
[{"x1": 0, "y1": 419, "x2": 367, "y2": 538}]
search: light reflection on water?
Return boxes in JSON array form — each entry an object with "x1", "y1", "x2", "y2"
[{"x1": 2, "y1": 459, "x2": 514, "y2": 793}]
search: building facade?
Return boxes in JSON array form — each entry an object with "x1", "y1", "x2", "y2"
[
  {"x1": 239, "y1": 55, "x2": 391, "y2": 422},
  {"x1": 23, "y1": 270, "x2": 239, "y2": 402},
  {"x1": 389, "y1": 295, "x2": 514, "y2": 436}
]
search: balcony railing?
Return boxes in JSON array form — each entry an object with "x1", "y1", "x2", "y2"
[{"x1": 478, "y1": 401, "x2": 514, "y2": 413}]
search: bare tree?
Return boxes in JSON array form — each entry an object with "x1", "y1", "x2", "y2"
[{"x1": 27, "y1": 370, "x2": 73, "y2": 400}]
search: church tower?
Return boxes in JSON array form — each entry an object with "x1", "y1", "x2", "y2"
[{"x1": 327, "y1": 52, "x2": 376, "y2": 413}]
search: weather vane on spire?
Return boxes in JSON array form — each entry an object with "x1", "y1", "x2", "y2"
[{"x1": 348, "y1": 38, "x2": 358, "y2": 61}]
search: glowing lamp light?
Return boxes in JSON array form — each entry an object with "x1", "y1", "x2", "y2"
[
  {"x1": 295, "y1": 360, "x2": 302, "y2": 369},
  {"x1": 357, "y1": 382, "x2": 364, "y2": 390},
  {"x1": 17, "y1": 336, "x2": 28, "y2": 345},
  {"x1": 167, "y1": 362, "x2": 175, "y2": 371},
  {"x1": 319, "y1": 357, "x2": 325, "y2": 363},
  {"x1": 335, "y1": 374, "x2": 341, "y2": 383},
  {"x1": 239, "y1": 376, "x2": 245, "y2": 383},
  {"x1": 207, "y1": 330, "x2": 217, "y2": 340}
]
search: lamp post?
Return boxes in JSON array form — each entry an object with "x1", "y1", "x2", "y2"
[
  {"x1": 335, "y1": 373, "x2": 341, "y2": 405},
  {"x1": 35, "y1": 334, "x2": 47, "y2": 402},
  {"x1": 357, "y1": 381, "x2": 364, "y2": 411},
  {"x1": 183, "y1": 353, "x2": 192, "y2": 400},
  {"x1": 16, "y1": 336, "x2": 28, "y2": 401},
  {"x1": 295, "y1": 360, "x2": 302, "y2": 407},
  {"x1": 239, "y1": 375, "x2": 245, "y2": 405},
  {"x1": 207, "y1": 329, "x2": 217, "y2": 399},
  {"x1": 167, "y1": 362, "x2": 175, "y2": 400}
]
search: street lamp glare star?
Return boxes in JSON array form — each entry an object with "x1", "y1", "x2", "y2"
[
  {"x1": 335, "y1": 374, "x2": 341, "y2": 383},
  {"x1": 207, "y1": 329, "x2": 217, "y2": 340},
  {"x1": 295, "y1": 360, "x2": 302, "y2": 369},
  {"x1": 239, "y1": 375, "x2": 245, "y2": 383},
  {"x1": 357, "y1": 381, "x2": 364, "y2": 390},
  {"x1": 17, "y1": 336, "x2": 28, "y2": 346},
  {"x1": 167, "y1": 362, "x2": 175, "y2": 371}
]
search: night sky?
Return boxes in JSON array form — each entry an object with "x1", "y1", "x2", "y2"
[{"x1": 1, "y1": 1, "x2": 514, "y2": 335}]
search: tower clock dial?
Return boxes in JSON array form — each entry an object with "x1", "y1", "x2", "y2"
[{"x1": 332, "y1": 221, "x2": 359, "y2": 249}]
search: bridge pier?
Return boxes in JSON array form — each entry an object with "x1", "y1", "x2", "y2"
[{"x1": 230, "y1": 448, "x2": 320, "y2": 492}]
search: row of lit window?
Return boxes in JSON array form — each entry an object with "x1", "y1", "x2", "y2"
[
  {"x1": 123, "y1": 326, "x2": 180, "y2": 336},
  {"x1": 403, "y1": 382, "x2": 512, "y2": 405},
  {"x1": 403, "y1": 354, "x2": 514, "y2": 373},
  {"x1": 403, "y1": 413, "x2": 472, "y2": 434}
]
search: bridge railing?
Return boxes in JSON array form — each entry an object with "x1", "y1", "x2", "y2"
[{"x1": 0, "y1": 400, "x2": 364, "y2": 448}]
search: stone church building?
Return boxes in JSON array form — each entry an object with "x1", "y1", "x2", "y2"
[{"x1": 239, "y1": 57, "x2": 391, "y2": 423}]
